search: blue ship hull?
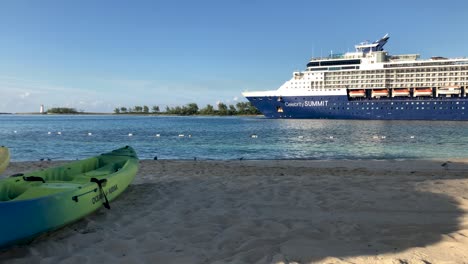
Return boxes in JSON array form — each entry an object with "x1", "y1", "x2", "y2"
[{"x1": 246, "y1": 95, "x2": 468, "y2": 120}]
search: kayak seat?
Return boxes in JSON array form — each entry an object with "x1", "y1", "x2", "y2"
[{"x1": 83, "y1": 164, "x2": 120, "y2": 177}]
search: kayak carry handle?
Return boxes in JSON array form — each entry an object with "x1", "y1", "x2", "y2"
[{"x1": 90, "y1": 178, "x2": 110, "y2": 210}]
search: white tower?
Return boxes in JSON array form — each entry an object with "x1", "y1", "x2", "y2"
[{"x1": 40, "y1": 105, "x2": 44, "y2": 114}]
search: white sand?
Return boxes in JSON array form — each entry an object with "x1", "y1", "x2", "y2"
[{"x1": 1, "y1": 159, "x2": 468, "y2": 264}]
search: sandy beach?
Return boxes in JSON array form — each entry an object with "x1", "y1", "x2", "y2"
[{"x1": 1, "y1": 159, "x2": 468, "y2": 264}]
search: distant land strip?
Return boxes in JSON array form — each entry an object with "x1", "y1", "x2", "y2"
[{"x1": 4, "y1": 102, "x2": 262, "y2": 116}]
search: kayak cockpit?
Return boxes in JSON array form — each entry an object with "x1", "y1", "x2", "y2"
[{"x1": 0, "y1": 158, "x2": 128, "y2": 202}]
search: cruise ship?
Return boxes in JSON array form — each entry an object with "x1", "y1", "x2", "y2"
[{"x1": 242, "y1": 34, "x2": 468, "y2": 120}]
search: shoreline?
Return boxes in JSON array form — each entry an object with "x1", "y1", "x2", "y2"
[
  {"x1": 5, "y1": 113, "x2": 263, "y2": 117},
  {"x1": 6, "y1": 157, "x2": 468, "y2": 164},
  {"x1": 1, "y1": 159, "x2": 468, "y2": 263}
]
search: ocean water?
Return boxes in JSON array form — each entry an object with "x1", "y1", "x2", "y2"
[{"x1": 0, "y1": 115, "x2": 467, "y2": 161}]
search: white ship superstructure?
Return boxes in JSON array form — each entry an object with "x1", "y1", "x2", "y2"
[{"x1": 243, "y1": 34, "x2": 468, "y2": 120}]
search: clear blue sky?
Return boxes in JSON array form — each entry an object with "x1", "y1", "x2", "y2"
[{"x1": 1, "y1": 0, "x2": 467, "y2": 112}]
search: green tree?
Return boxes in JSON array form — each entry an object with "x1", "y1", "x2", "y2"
[
  {"x1": 114, "y1": 108, "x2": 120, "y2": 114},
  {"x1": 228, "y1": 104, "x2": 237, "y2": 115},
  {"x1": 247, "y1": 102, "x2": 261, "y2": 115},
  {"x1": 152, "y1": 105, "x2": 160, "y2": 113},
  {"x1": 174, "y1": 106, "x2": 182, "y2": 115},
  {"x1": 47, "y1": 107, "x2": 78, "y2": 114},
  {"x1": 185, "y1": 103, "x2": 199, "y2": 115},
  {"x1": 143, "y1": 105, "x2": 149, "y2": 113},
  {"x1": 236, "y1": 101, "x2": 261, "y2": 115},
  {"x1": 217, "y1": 103, "x2": 228, "y2": 115},
  {"x1": 199, "y1": 104, "x2": 215, "y2": 115},
  {"x1": 134, "y1": 106, "x2": 143, "y2": 112},
  {"x1": 120, "y1": 107, "x2": 127, "y2": 113},
  {"x1": 235, "y1": 102, "x2": 248, "y2": 115}
]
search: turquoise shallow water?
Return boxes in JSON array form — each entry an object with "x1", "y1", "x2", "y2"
[{"x1": 0, "y1": 115, "x2": 467, "y2": 161}]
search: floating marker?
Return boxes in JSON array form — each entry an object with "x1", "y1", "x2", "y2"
[
  {"x1": 87, "y1": 132, "x2": 92, "y2": 136},
  {"x1": 381, "y1": 136, "x2": 386, "y2": 139},
  {"x1": 178, "y1": 134, "x2": 185, "y2": 137},
  {"x1": 128, "y1": 133, "x2": 133, "y2": 137},
  {"x1": 410, "y1": 135, "x2": 415, "y2": 139},
  {"x1": 57, "y1": 132, "x2": 62, "y2": 135},
  {"x1": 372, "y1": 136, "x2": 379, "y2": 139},
  {"x1": 47, "y1": 132, "x2": 52, "y2": 135},
  {"x1": 188, "y1": 134, "x2": 192, "y2": 138},
  {"x1": 329, "y1": 136, "x2": 334, "y2": 139},
  {"x1": 155, "y1": 134, "x2": 160, "y2": 137},
  {"x1": 251, "y1": 134, "x2": 258, "y2": 138},
  {"x1": 298, "y1": 136, "x2": 304, "y2": 139}
]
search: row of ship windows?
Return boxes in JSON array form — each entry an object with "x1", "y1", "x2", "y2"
[
  {"x1": 279, "y1": 99, "x2": 466, "y2": 105},
  {"x1": 327, "y1": 76, "x2": 468, "y2": 80},
  {"x1": 344, "y1": 101, "x2": 465, "y2": 106},
  {"x1": 327, "y1": 106, "x2": 465, "y2": 110},
  {"x1": 328, "y1": 79, "x2": 467, "y2": 82},
  {"x1": 384, "y1": 63, "x2": 468, "y2": 69},
  {"x1": 329, "y1": 70, "x2": 468, "y2": 76}
]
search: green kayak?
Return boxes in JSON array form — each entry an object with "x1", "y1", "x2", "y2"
[
  {"x1": 0, "y1": 146, "x2": 139, "y2": 248},
  {"x1": 0, "y1": 146, "x2": 10, "y2": 174}
]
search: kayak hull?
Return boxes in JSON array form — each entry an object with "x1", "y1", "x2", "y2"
[{"x1": 0, "y1": 146, "x2": 138, "y2": 248}]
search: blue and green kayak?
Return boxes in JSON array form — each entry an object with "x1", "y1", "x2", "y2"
[
  {"x1": 0, "y1": 146, "x2": 139, "y2": 248},
  {"x1": 0, "y1": 146, "x2": 9, "y2": 174}
]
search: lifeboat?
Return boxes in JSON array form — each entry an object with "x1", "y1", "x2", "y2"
[
  {"x1": 371, "y1": 89, "x2": 389, "y2": 98},
  {"x1": 438, "y1": 86, "x2": 461, "y2": 95},
  {"x1": 413, "y1": 88, "x2": 433, "y2": 97},
  {"x1": 392, "y1": 88, "x2": 410, "y2": 97},
  {"x1": 349, "y1": 89, "x2": 366, "y2": 98}
]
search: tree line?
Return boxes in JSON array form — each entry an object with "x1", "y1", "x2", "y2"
[
  {"x1": 47, "y1": 107, "x2": 80, "y2": 114},
  {"x1": 114, "y1": 102, "x2": 261, "y2": 116}
]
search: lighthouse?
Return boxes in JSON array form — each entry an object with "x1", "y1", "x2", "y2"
[{"x1": 40, "y1": 105, "x2": 45, "y2": 114}]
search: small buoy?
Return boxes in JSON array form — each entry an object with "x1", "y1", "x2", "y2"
[
  {"x1": 410, "y1": 135, "x2": 415, "y2": 139},
  {"x1": 128, "y1": 133, "x2": 133, "y2": 137},
  {"x1": 47, "y1": 131, "x2": 52, "y2": 135},
  {"x1": 329, "y1": 136, "x2": 334, "y2": 139},
  {"x1": 57, "y1": 132, "x2": 62, "y2": 135},
  {"x1": 381, "y1": 136, "x2": 386, "y2": 139},
  {"x1": 372, "y1": 136, "x2": 378, "y2": 139},
  {"x1": 298, "y1": 136, "x2": 304, "y2": 139},
  {"x1": 178, "y1": 134, "x2": 185, "y2": 137},
  {"x1": 188, "y1": 134, "x2": 192, "y2": 138},
  {"x1": 87, "y1": 132, "x2": 92, "y2": 136},
  {"x1": 251, "y1": 134, "x2": 258, "y2": 138},
  {"x1": 13, "y1": 130, "x2": 17, "y2": 134},
  {"x1": 155, "y1": 134, "x2": 160, "y2": 137}
]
